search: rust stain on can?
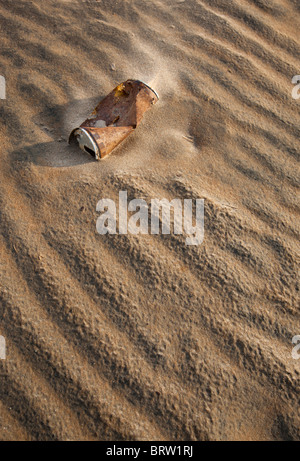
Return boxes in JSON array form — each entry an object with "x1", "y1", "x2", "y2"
[{"x1": 69, "y1": 80, "x2": 159, "y2": 160}]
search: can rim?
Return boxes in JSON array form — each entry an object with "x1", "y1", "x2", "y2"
[
  {"x1": 70, "y1": 127, "x2": 101, "y2": 160},
  {"x1": 139, "y1": 81, "x2": 160, "y2": 100}
]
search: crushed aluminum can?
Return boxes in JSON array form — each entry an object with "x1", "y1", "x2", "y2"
[{"x1": 69, "y1": 80, "x2": 159, "y2": 160}]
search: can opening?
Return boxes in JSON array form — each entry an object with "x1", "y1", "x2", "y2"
[
  {"x1": 69, "y1": 128, "x2": 100, "y2": 160},
  {"x1": 84, "y1": 146, "x2": 96, "y2": 157}
]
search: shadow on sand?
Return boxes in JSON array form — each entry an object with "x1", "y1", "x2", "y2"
[
  {"x1": 11, "y1": 141, "x2": 96, "y2": 168},
  {"x1": 11, "y1": 94, "x2": 109, "y2": 168}
]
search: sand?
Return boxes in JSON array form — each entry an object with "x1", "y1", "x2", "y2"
[{"x1": 0, "y1": 0, "x2": 299, "y2": 441}]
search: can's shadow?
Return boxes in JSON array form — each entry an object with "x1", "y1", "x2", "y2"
[
  {"x1": 11, "y1": 141, "x2": 96, "y2": 168},
  {"x1": 11, "y1": 95, "x2": 108, "y2": 167}
]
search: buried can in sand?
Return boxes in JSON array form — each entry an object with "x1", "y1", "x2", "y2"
[{"x1": 69, "y1": 80, "x2": 159, "y2": 160}]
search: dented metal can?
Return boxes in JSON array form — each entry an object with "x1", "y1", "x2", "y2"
[{"x1": 69, "y1": 80, "x2": 159, "y2": 160}]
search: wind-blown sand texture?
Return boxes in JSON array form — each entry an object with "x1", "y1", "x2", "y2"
[{"x1": 0, "y1": 0, "x2": 299, "y2": 441}]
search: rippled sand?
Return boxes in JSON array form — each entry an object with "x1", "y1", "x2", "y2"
[{"x1": 0, "y1": 0, "x2": 299, "y2": 441}]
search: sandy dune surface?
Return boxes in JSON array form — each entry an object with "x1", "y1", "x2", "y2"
[{"x1": 0, "y1": 0, "x2": 299, "y2": 441}]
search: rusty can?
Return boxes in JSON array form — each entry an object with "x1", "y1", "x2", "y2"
[{"x1": 69, "y1": 80, "x2": 159, "y2": 160}]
